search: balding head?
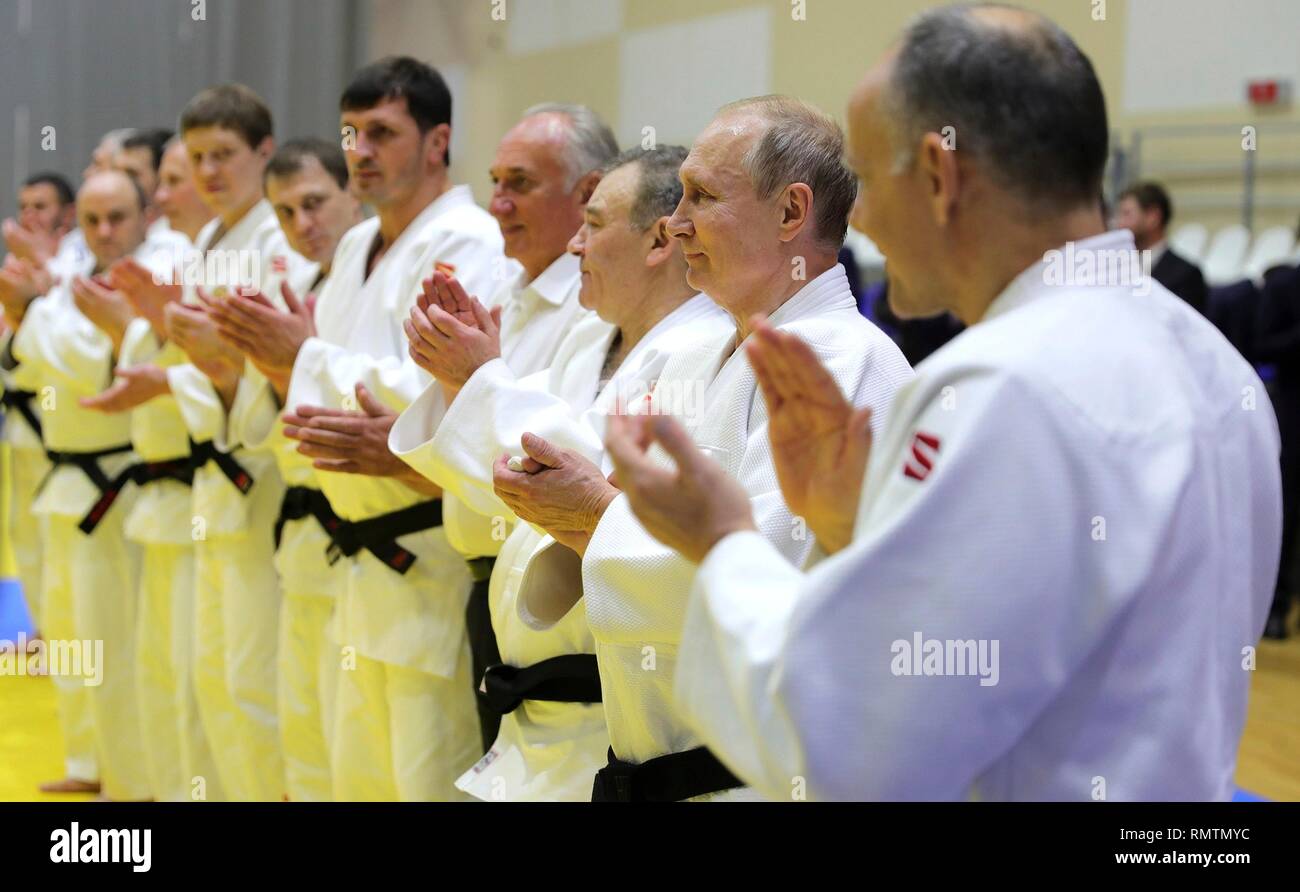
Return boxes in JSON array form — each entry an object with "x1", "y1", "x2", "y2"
[
  {"x1": 489, "y1": 104, "x2": 617, "y2": 280},
  {"x1": 78, "y1": 169, "x2": 148, "y2": 269},
  {"x1": 880, "y1": 3, "x2": 1108, "y2": 211},
  {"x1": 845, "y1": 4, "x2": 1109, "y2": 324}
]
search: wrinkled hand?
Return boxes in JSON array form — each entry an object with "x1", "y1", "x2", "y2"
[
  {"x1": 403, "y1": 270, "x2": 501, "y2": 388},
  {"x1": 603, "y1": 413, "x2": 755, "y2": 564},
  {"x1": 492, "y1": 432, "x2": 620, "y2": 556},
  {"x1": 80, "y1": 364, "x2": 170, "y2": 413},
  {"x1": 746, "y1": 316, "x2": 871, "y2": 554},
  {"x1": 207, "y1": 281, "x2": 315, "y2": 391},
  {"x1": 108, "y1": 257, "x2": 181, "y2": 335},
  {"x1": 2, "y1": 219, "x2": 58, "y2": 267},
  {"x1": 71, "y1": 275, "x2": 134, "y2": 350},
  {"x1": 282, "y1": 383, "x2": 441, "y2": 496}
]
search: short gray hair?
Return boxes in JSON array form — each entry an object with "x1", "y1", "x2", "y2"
[
  {"x1": 601, "y1": 144, "x2": 689, "y2": 231},
  {"x1": 521, "y1": 102, "x2": 619, "y2": 190},
  {"x1": 718, "y1": 95, "x2": 857, "y2": 252},
  {"x1": 884, "y1": 4, "x2": 1109, "y2": 210}
]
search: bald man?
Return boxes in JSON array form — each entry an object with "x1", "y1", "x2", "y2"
[
  {"x1": 1, "y1": 170, "x2": 173, "y2": 800},
  {"x1": 605, "y1": 4, "x2": 1280, "y2": 801}
]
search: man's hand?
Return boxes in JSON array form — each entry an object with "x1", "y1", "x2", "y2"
[
  {"x1": 492, "y1": 432, "x2": 621, "y2": 556},
  {"x1": 603, "y1": 413, "x2": 756, "y2": 564},
  {"x1": 403, "y1": 271, "x2": 501, "y2": 388},
  {"x1": 71, "y1": 276, "x2": 135, "y2": 352},
  {"x1": 282, "y1": 383, "x2": 441, "y2": 497},
  {"x1": 2, "y1": 219, "x2": 58, "y2": 267},
  {"x1": 165, "y1": 297, "x2": 243, "y2": 406},
  {"x1": 108, "y1": 257, "x2": 181, "y2": 335},
  {"x1": 0, "y1": 256, "x2": 51, "y2": 325},
  {"x1": 80, "y1": 364, "x2": 170, "y2": 413},
  {"x1": 746, "y1": 316, "x2": 871, "y2": 554},
  {"x1": 207, "y1": 281, "x2": 314, "y2": 396}
]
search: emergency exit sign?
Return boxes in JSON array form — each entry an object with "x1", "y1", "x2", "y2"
[{"x1": 1248, "y1": 79, "x2": 1292, "y2": 106}]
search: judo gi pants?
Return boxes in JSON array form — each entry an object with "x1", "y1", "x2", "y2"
[
  {"x1": 330, "y1": 652, "x2": 480, "y2": 802},
  {"x1": 46, "y1": 509, "x2": 149, "y2": 800},
  {"x1": 10, "y1": 447, "x2": 47, "y2": 630},
  {"x1": 194, "y1": 531, "x2": 285, "y2": 801},
  {"x1": 134, "y1": 542, "x2": 224, "y2": 801},
  {"x1": 274, "y1": 513, "x2": 343, "y2": 801},
  {"x1": 37, "y1": 513, "x2": 97, "y2": 784}
]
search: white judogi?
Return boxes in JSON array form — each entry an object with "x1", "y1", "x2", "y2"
[
  {"x1": 673, "y1": 231, "x2": 1281, "y2": 801},
  {"x1": 225, "y1": 264, "x2": 337, "y2": 802},
  {"x1": 575, "y1": 263, "x2": 913, "y2": 799},
  {"x1": 283, "y1": 184, "x2": 503, "y2": 801},
  {"x1": 2, "y1": 239, "x2": 173, "y2": 800},
  {"x1": 166, "y1": 199, "x2": 313, "y2": 800},
  {"x1": 1, "y1": 370, "x2": 49, "y2": 632},
  {"x1": 392, "y1": 292, "x2": 730, "y2": 800}
]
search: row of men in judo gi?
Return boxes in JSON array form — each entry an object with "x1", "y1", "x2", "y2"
[{"x1": 0, "y1": 3, "x2": 1278, "y2": 801}]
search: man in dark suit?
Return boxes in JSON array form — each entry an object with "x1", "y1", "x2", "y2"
[{"x1": 1115, "y1": 181, "x2": 1209, "y2": 314}]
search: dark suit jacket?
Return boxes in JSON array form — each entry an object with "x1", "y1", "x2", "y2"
[{"x1": 1152, "y1": 247, "x2": 1209, "y2": 315}]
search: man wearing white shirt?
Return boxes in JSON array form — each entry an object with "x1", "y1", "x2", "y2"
[
  {"x1": 391, "y1": 145, "x2": 732, "y2": 799},
  {"x1": 202, "y1": 137, "x2": 362, "y2": 801},
  {"x1": 1, "y1": 172, "x2": 76, "y2": 643},
  {"x1": 241, "y1": 57, "x2": 502, "y2": 800},
  {"x1": 0, "y1": 170, "x2": 171, "y2": 801},
  {"x1": 499, "y1": 97, "x2": 913, "y2": 801},
  {"x1": 278, "y1": 101, "x2": 618, "y2": 760},
  {"x1": 602, "y1": 5, "x2": 1281, "y2": 802},
  {"x1": 91, "y1": 84, "x2": 314, "y2": 801}
]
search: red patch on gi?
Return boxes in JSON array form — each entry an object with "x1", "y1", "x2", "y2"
[
  {"x1": 902, "y1": 431, "x2": 941, "y2": 481},
  {"x1": 271, "y1": 255, "x2": 287, "y2": 273},
  {"x1": 434, "y1": 261, "x2": 457, "y2": 276}
]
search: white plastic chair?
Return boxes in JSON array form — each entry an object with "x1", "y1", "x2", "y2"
[
  {"x1": 1241, "y1": 225, "x2": 1297, "y2": 281},
  {"x1": 1201, "y1": 224, "x2": 1252, "y2": 286},
  {"x1": 1168, "y1": 223, "x2": 1209, "y2": 264}
]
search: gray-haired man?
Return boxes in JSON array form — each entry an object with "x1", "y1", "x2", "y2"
[{"x1": 487, "y1": 96, "x2": 914, "y2": 800}]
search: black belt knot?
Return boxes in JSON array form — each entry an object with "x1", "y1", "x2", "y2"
[
  {"x1": 188, "y1": 438, "x2": 254, "y2": 493},
  {"x1": 480, "y1": 654, "x2": 601, "y2": 715},
  {"x1": 276, "y1": 486, "x2": 442, "y2": 575},
  {"x1": 1, "y1": 388, "x2": 42, "y2": 439}
]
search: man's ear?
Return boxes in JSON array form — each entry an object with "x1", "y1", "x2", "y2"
[
  {"x1": 918, "y1": 131, "x2": 958, "y2": 227},
  {"x1": 256, "y1": 136, "x2": 276, "y2": 162},
  {"x1": 424, "y1": 123, "x2": 451, "y2": 169},
  {"x1": 776, "y1": 183, "x2": 814, "y2": 243},
  {"x1": 644, "y1": 217, "x2": 675, "y2": 268},
  {"x1": 575, "y1": 170, "x2": 602, "y2": 206}
]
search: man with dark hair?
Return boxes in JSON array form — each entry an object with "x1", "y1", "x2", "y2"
[
  {"x1": 90, "y1": 82, "x2": 313, "y2": 803},
  {"x1": 116, "y1": 129, "x2": 173, "y2": 199},
  {"x1": 1116, "y1": 181, "x2": 1208, "y2": 314},
  {"x1": 390, "y1": 144, "x2": 731, "y2": 799},
  {"x1": 204, "y1": 135, "x2": 359, "y2": 801},
  {"x1": 602, "y1": 4, "x2": 1279, "y2": 801},
  {"x1": 214, "y1": 57, "x2": 502, "y2": 801},
  {"x1": 340, "y1": 55, "x2": 453, "y2": 165},
  {"x1": 1, "y1": 171, "x2": 78, "y2": 641}
]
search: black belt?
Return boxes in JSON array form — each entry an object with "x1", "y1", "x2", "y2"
[
  {"x1": 41, "y1": 444, "x2": 134, "y2": 534},
  {"x1": 591, "y1": 746, "x2": 743, "y2": 802},
  {"x1": 80, "y1": 456, "x2": 197, "y2": 533},
  {"x1": 188, "y1": 438, "x2": 254, "y2": 494},
  {"x1": 1, "y1": 389, "x2": 42, "y2": 439},
  {"x1": 480, "y1": 654, "x2": 601, "y2": 715},
  {"x1": 277, "y1": 488, "x2": 443, "y2": 575}
]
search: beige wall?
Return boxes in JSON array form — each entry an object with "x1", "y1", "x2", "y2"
[{"x1": 368, "y1": 0, "x2": 1300, "y2": 233}]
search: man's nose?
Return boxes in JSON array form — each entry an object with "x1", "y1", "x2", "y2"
[{"x1": 666, "y1": 204, "x2": 693, "y2": 239}]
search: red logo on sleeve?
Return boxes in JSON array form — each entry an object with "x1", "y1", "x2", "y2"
[
  {"x1": 434, "y1": 261, "x2": 457, "y2": 276},
  {"x1": 271, "y1": 255, "x2": 287, "y2": 273},
  {"x1": 902, "y1": 431, "x2": 941, "y2": 481}
]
